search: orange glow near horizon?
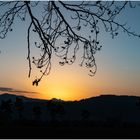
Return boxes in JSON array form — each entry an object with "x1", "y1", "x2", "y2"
[
  {"x1": 46, "y1": 85, "x2": 75, "y2": 100},
  {"x1": 1, "y1": 59, "x2": 140, "y2": 101},
  {"x1": 6, "y1": 58, "x2": 139, "y2": 101},
  {"x1": 34, "y1": 79, "x2": 92, "y2": 101},
  {"x1": 29, "y1": 64, "x2": 101, "y2": 101}
]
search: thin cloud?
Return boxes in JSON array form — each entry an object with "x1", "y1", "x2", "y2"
[
  {"x1": 13, "y1": 90, "x2": 38, "y2": 94},
  {"x1": 0, "y1": 87, "x2": 38, "y2": 94},
  {"x1": 0, "y1": 87, "x2": 13, "y2": 92}
]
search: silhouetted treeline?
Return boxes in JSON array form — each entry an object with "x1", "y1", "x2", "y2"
[{"x1": 0, "y1": 94, "x2": 140, "y2": 138}]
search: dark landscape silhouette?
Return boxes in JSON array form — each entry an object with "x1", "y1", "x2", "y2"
[
  {"x1": 0, "y1": 1, "x2": 140, "y2": 139},
  {"x1": 0, "y1": 93, "x2": 140, "y2": 138}
]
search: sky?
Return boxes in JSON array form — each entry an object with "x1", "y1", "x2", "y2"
[{"x1": 0, "y1": 1, "x2": 140, "y2": 101}]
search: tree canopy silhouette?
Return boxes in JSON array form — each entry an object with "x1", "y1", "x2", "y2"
[{"x1": 0, "y1": 1, "x2": 140, "y2": 86}]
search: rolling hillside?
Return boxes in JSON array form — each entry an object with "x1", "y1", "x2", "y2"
[{"x1": 0, "y1": 93, "x2": 140, "y2": 123}]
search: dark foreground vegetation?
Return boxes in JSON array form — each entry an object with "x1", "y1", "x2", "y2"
[
  {"x1": 0, "y1": 121, "x2": 140, "y2": 138},
  {"x1": 0, "y1": 93, "x2": 140, "y2": 138}
]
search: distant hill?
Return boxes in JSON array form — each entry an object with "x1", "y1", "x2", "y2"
[
  {"x1": 0, "y1": 93, "x2": 140, "y2": 138},
  {"x1": 0, "y1": 93, "x2": 48, "y2": 102},
  {"x1": 0, "y1": 93, "x2": 140, "y2": 123},
  {"x1": 0, "y1": 93, "x2": 27, "y2": 101}
]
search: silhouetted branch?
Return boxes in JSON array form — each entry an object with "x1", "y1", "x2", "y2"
[
  {"x1": 27, "y1": 22, "x2": 32, "y2": 78},
  {"x1": 0, "y1": 1, "x2": 140, "y2": 85}
]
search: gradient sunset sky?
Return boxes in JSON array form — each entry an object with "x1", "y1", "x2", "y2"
[{"x1": 0, "y1": 1, "x2": 140, "y2": 101}]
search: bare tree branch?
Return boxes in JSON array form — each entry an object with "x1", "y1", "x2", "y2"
[{"x1": 0, "y1": 1, "x2": 140, "y2": 86}]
